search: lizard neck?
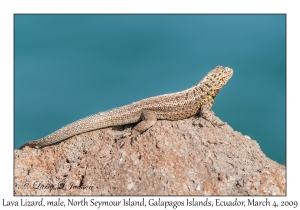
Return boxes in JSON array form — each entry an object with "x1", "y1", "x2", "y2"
[{"x1": 191, "y1": 81, "x2": 216, "y2": 99}]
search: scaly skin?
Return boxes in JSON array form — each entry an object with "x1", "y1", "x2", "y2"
[{"x1": 19, "y1": 66, "x2": 233, "y2": 149}]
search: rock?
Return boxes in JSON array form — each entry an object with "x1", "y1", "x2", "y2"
[{"x1": 14, "y1": 115, "x2": 285, "y2": 195}]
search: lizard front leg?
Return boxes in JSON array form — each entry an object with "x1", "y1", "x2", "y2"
[{"x1": 200, "y1": 95, "x2": 225, "y2": 126}]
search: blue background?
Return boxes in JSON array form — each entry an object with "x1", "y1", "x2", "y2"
[{"x1": 14, "y1": 15, "x2": 286, "y2": 165}]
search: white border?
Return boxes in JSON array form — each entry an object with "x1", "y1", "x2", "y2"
[{"x1": 1, "y1": 0, "x2": 298, "y2": 209}]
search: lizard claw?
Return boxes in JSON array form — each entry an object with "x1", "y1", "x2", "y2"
[{"x1": 116, "y1": 129, "x2": 139, "y2": 148}]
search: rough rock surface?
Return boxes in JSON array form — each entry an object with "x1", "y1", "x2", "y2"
[{"x1": 14, "y1": 114, "x2": 286, "y2": 195}]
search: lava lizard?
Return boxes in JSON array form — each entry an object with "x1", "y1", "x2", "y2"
[{"x1": 19, "y1": 66, "x2": 233, "y2": 149}]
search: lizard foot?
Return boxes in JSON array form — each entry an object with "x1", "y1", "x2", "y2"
[
  {"x1": 116, "y1": 129, "x2": 140, "y2": 149},
  {"x1": 200, "y1": 103, "x2": 226, "y2": 127}
]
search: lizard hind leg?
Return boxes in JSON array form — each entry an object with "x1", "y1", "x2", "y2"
[
  {"x1": 118, "y1": 110, "x2": 157, "y2": 148},
  {"x1": 131, "y1": 110, "x2": 158, "y2": 135}
]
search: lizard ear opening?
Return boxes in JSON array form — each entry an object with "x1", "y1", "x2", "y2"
[{"x1": 213, "y1": 89, "x2": 221, "y2": 96}]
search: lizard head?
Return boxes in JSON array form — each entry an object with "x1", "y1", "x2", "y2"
[{"x1": 199, "y1": 66, "x2": 233, "y2": 98}]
